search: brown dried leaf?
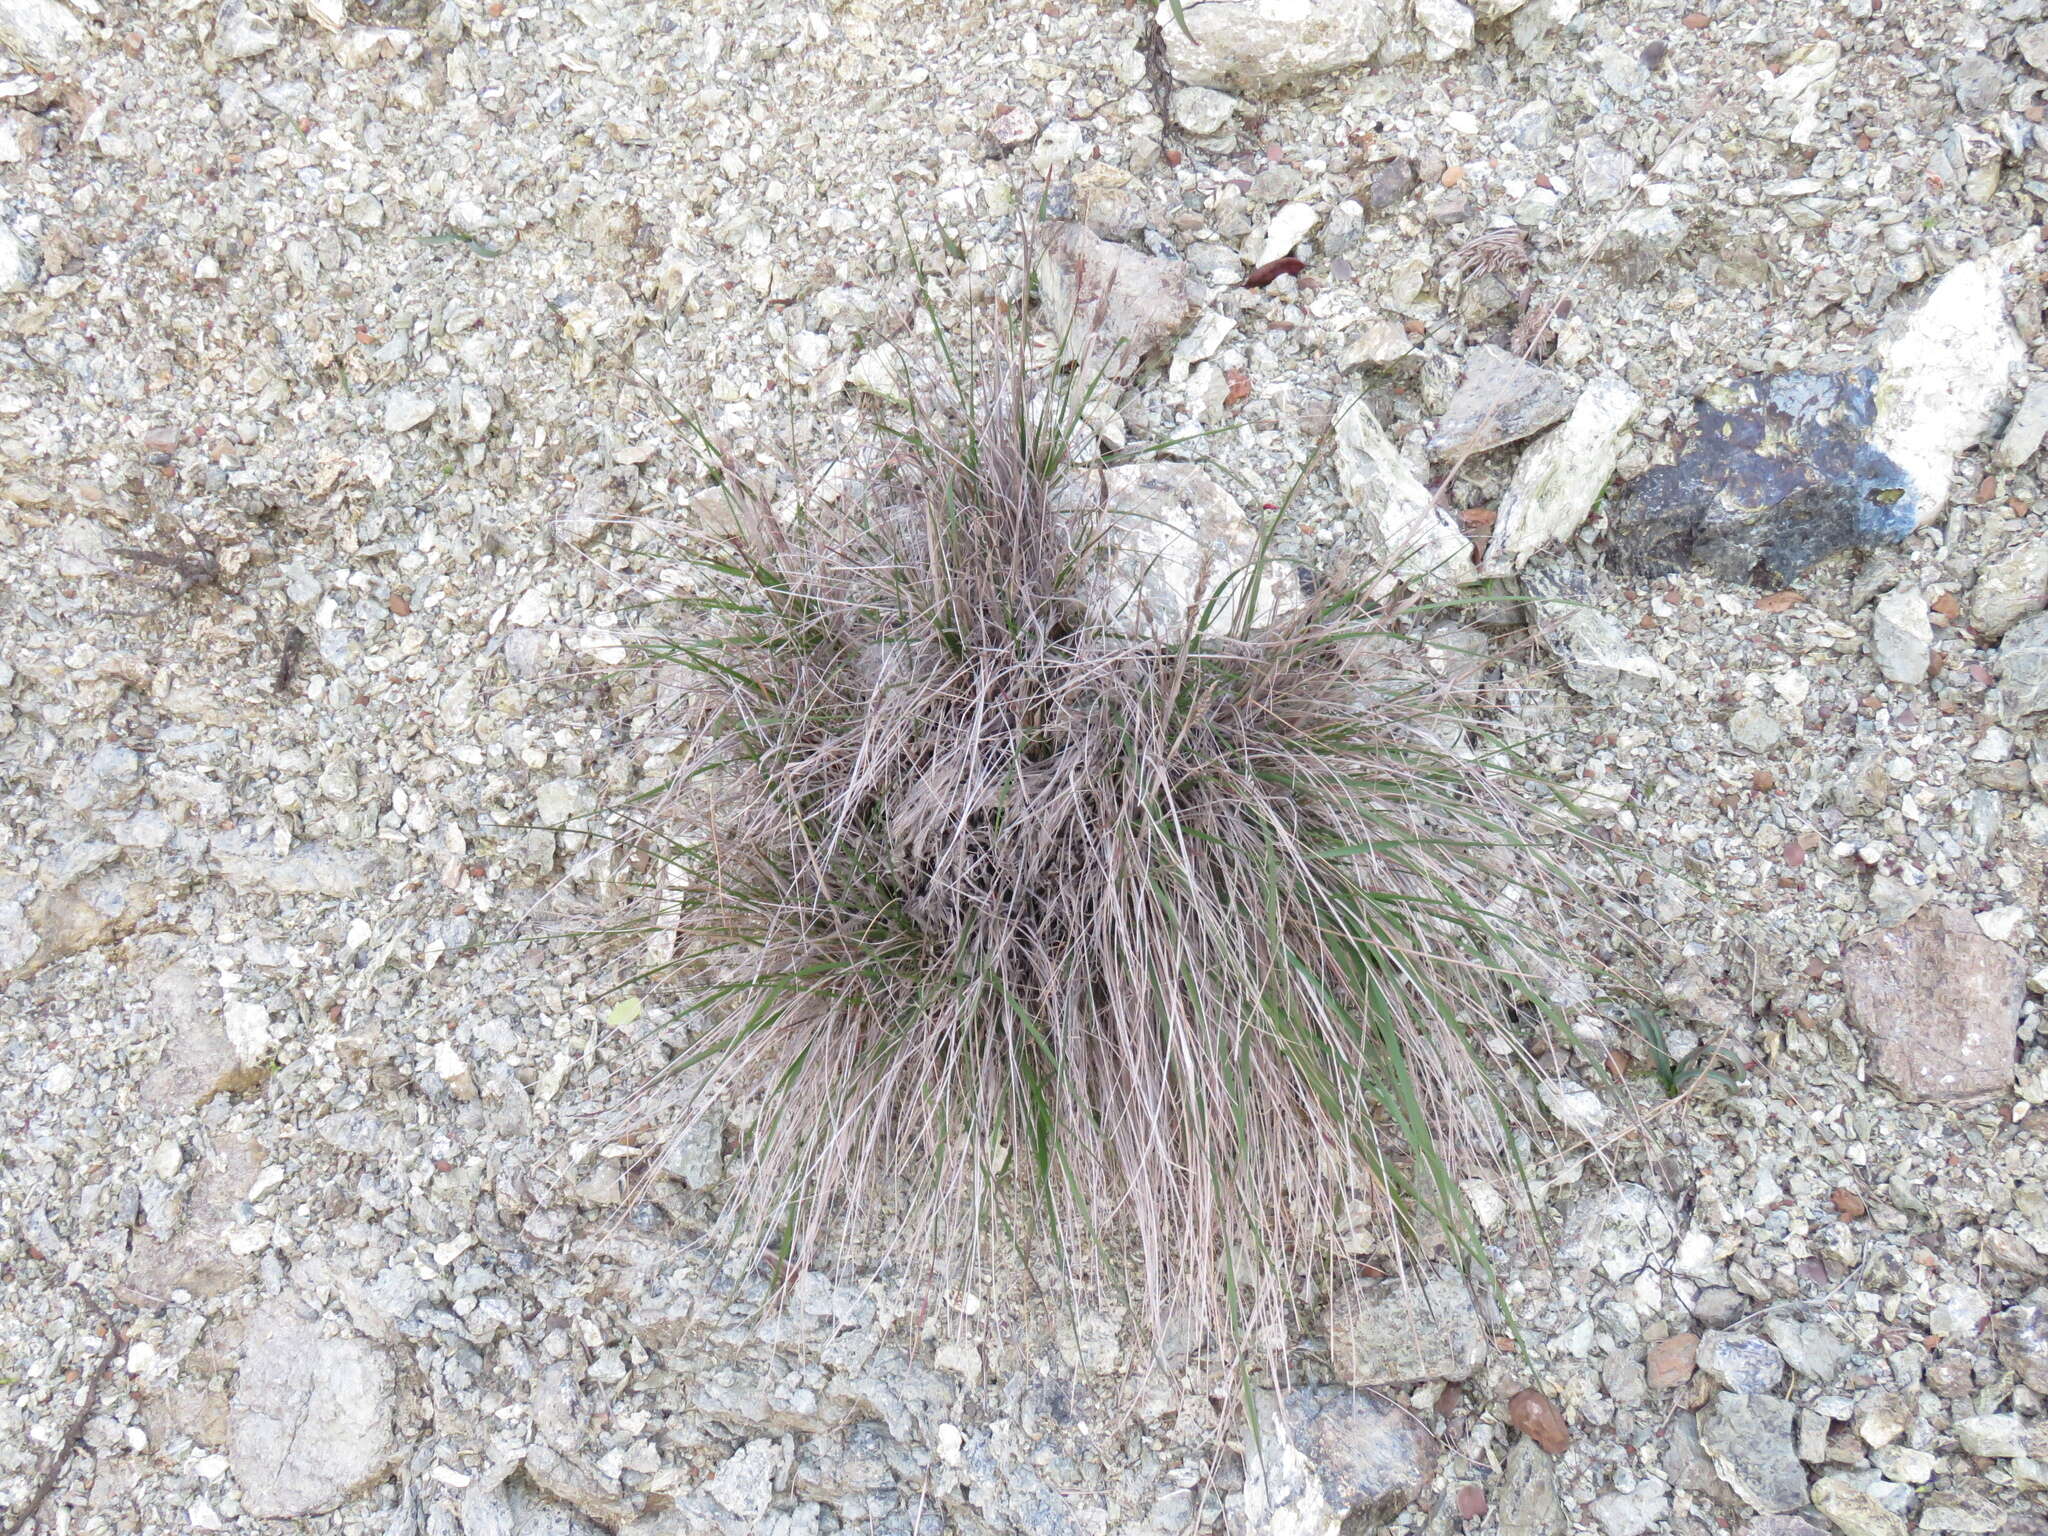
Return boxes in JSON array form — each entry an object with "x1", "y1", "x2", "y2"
[{"x1": 1242, "y1": 256, "x2": 1305, "y2": 289}]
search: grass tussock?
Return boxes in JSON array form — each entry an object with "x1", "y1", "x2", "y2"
[{"x1": 622, "y1": 322, "x2": 1607, "y2": 1346}]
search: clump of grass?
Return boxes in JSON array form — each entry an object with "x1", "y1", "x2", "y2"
[{"x1": 620, "y1": 309, "x2": 1609, "y2": 1349}]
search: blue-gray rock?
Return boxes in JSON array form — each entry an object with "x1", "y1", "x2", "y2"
[
  {"x1": 1261, "y1": 1386, "x2": 1438, "y2": 1525},
  {"x1": 1697, "y1": 1331, "x2": 1787, "y2": 1395},
  {"x1": 1698, "y1": 1394, "x2": 1806, "y2": 1515}
]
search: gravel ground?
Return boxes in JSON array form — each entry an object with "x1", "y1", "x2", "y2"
[{"x1": 3, "y1": 1, "x2": 2048, "y2": 1534}]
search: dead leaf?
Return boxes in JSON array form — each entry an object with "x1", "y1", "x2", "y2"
[{"x1": 1242, "y1": 255, "x2": 1306, "y2": 289}]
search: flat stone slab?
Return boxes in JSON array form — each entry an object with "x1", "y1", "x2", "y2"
[
  {"x1": 1427, "y1": 344, "x2": 1577, "y2": 459},
  {"x1": 1843, "y1": 905, "x2": 2021, "y2": 1105},
  {"x1": 230, "y1": 1297, "x2": 396, "y2": 1518}
]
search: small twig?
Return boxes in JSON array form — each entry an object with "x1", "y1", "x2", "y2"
[
  {"x1": 0, "y1": 1287, "x2": 124, "y2": 1536},
  {"x1": 108, "y1": 543, "x2": 220, "y2": 594}
]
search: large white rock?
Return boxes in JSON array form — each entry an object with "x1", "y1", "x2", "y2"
[
  {"x1": 1483, "y1": 375, "x2": 1641, "y2": 575},
  {"x1": 1870, "y1": 255, "x2": 2024, "y2": 528},
  {"x1": 230, "y1": 1298, "x2": 396, "y2": 1517},
  {"x1": 0, "y1": 222, "x2": 34, "y2": 295},
  {"x1": 1333, "y1": 397, "x2": 1475, "y2": 590},
  {"x1": 1080, "y1": 462, "x2": 1299, "y2": 638},
  {"x1": 1159, "y1": 0, "x2": 1403, "y2": 90},
  {"x1": 0, "y1": 0, "x2": 89, "y2": 68}
]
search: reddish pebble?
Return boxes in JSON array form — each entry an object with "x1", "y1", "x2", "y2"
[
  {"x1": 1509, "y1": 1388, "x2": 1570, "y2": 1453},
  {"x1": 1646, "y1": 1332, "x2": 1698, "y2": 1390},
  {"x1": 1455, "y1": 1485, "x2": 1487, "y2": 1519}
]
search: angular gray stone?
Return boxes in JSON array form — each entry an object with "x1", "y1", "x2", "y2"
[
  {"x1": 1427, "y1": 345, "x2": 1577, "y2": 459},
  {"x1": 1286, "y1": 1386, "x2": 1437, "y2": 1519},
  {"x1": 1871, "y1": 586, "x2": 1932, "y2": 686},
  {"x1": 1169, "y1": 85, "x2": 1237, "y2": 135},
  {"x1": 1524, "y1": 563, "x2": 1675, "y2": 699},
  {"x1": 1077, "y1": 462, "x2": 1298, "y2": 639},
  {"x1": 1762, "y1": 1316, "x2": 1848, "y2": 1383},
  {"x1": 230, "y1": 1298, "x2": 396, "y2": 1517},
  {"x1": 211, "y1": 828, "x2": 390, "y2": 897},
  {"x1": 1557, "y1": 1184, "x2": 1678, "y2": 1282},
  {"x1": 1811, "y1": 1476, "x2": 1908, "y2": 1536},
  {"x1": 2021, "y1": 21, "x2": 2048, "y2": 73},
  {"x1": 1697, "y1": 1394, "x2": 1806, "y2": 1515},
  {"x1": 1969, "y1": 539, "x2": 2048, "y2": 639},
  {"x1": 211, "y1": 0, "x2": 280, "y2": 59},
  {"x1": 1334, "y1": 396, "x2": 1475, "y2": 589},
  {"x1": 1696, "y1": 1331, "x2": 1786, "y2": 1396},
  {"x1": 0, "y1": 0, "x2": 90, "y2": 68},
  {"x1": 1996, "y1": 609, "x2": 2048, "y2": 720},
  {"x1": 1843, "y1": 905, "x2": 2021, "y2": 1105},
  {"x1": 1036, "y1": 221, "x2": 1191, "y2": 383},
  {"x1": 1995, "y1": 1301, "x2": 2048, "y2": 1393},
  {"x1": 1325, "y1": 1274, "x2": 1485, "y2": 1386},
  {"x1": 1482, "y1": 376, "x2": 1641, "y2": 575},
  {"x1": 1496, "y1": 1436, "x2": 1563, "y2": 1536},
  {"x1": 1242, "y1": 1386, "x2": 1436, "y2": 1535},
  {"x1": 1728, "y1": 705, "x2": 1785, "y2": 754},
  {"x1": 1953, "y1": 53, "x2": 2007, "y2": 114},
  {"x1": 1996, "y1": 384, "x2": 2048, "y2": 467},
  {"x1": 1954, "y1": 1413, "x2": 2046, "y2": 1458},
  {"x1": 1590, "y1": 1479, "x2": 1670, "y2": 1536},
  {"x1": 1665, "y1": 1410, "x2": 1746, "y2": 1509}
]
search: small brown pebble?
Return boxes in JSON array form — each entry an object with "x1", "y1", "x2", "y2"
[
  {"x1": 1508, "y1": 1388, "x2": 1569, "y2": 1453},
  {"x1": 1831, "y1": 1186, "x2": 1867, "y2": 1220},
  {"x1": 1752, "y1": 769, "x2": 1776, "y2": 791},
  {"x1": 388, "y1": 593, "x2": 412, "y2": 616},
  {"x1": 1455, "y1": 1485, "x2": 1487, "y2": 1519},
  {"x1": 1436, "y1": 1381, "x2": 1463, "y2": 1416},
  {"x1": 1646, "y1": 1332, "x2": 1698, "y2": 1390},
  {"x1": 1440, "y1": 164, "x2": 1466, "y2": 187},
  {"x1": 1682, "y1": 10, "x2": 1709, "y2": 26}
]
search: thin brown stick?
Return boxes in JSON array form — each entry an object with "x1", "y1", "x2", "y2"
[{"x1": 1, "y1": 1287, "x2": 124, "y2": 1536}]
